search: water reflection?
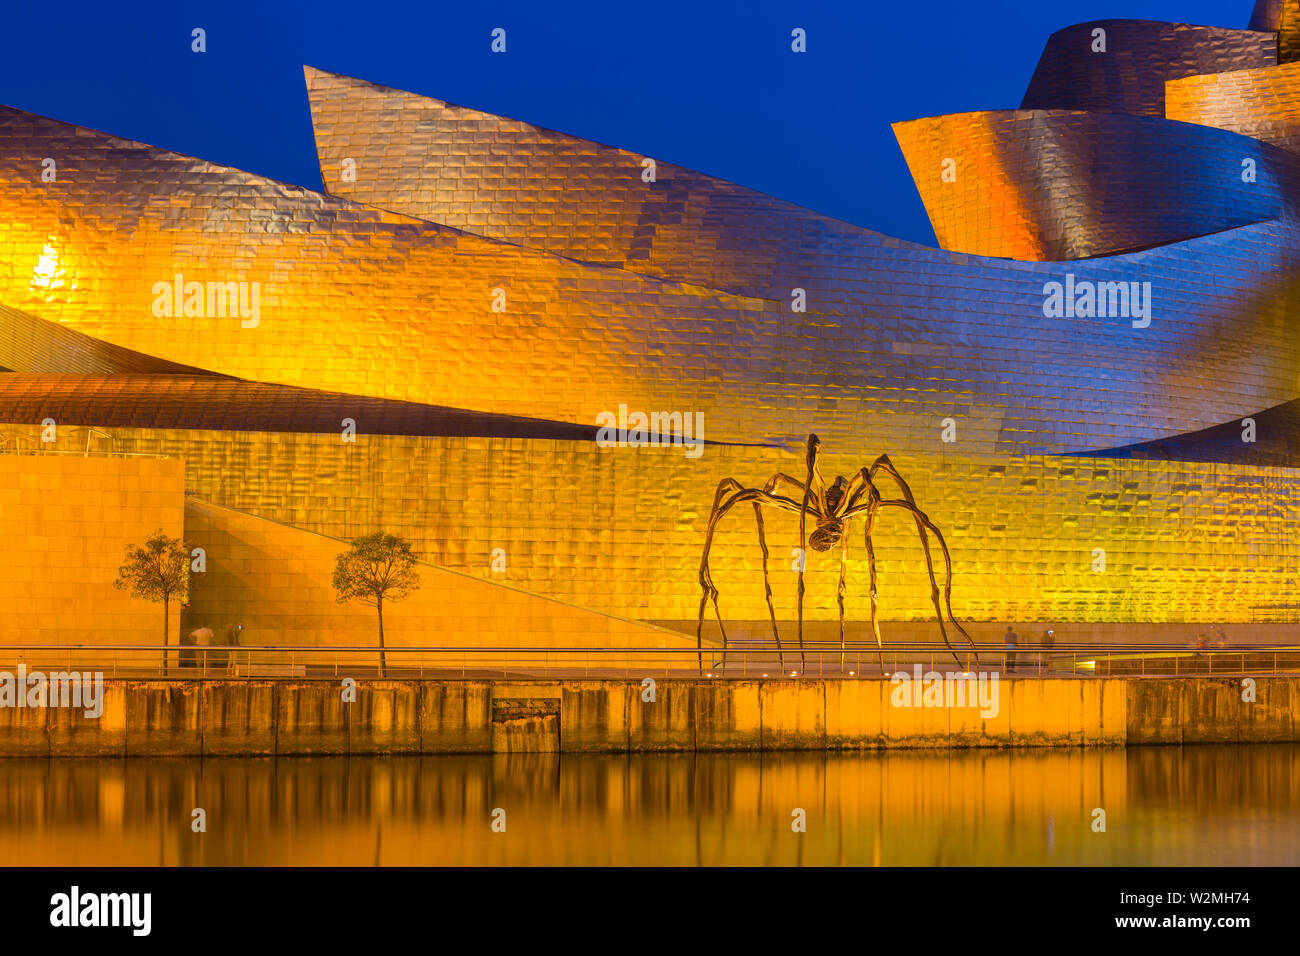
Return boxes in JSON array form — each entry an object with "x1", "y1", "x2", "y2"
[{"x1": 1, "y1": 746, "x2": 1297, "y2": 865}]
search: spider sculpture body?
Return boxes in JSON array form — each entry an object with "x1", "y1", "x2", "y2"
[{"x1": 697, "y1": 434, "x2": 977, "y2": 671}]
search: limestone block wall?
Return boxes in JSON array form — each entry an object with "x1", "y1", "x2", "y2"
[{"x1": 0, "y1": 454, "x2": 184, "y2": 648}]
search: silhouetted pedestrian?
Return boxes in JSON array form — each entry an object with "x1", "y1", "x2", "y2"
[
  {"x1": 1040, "y1": 628, "x2": 1055, "y2": 674},
  {"x1": 1003, "y1": 625, "x2": 1020, "y2": 673}
]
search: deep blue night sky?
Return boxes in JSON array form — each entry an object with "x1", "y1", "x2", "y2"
[{"x1": 0, "y1": 0, "x2": 1257, "y2": 246}]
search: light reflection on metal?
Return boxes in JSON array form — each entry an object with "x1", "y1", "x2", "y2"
[
  {"x1": 1167, "y1": 58, "x2": 1300, "y2": 155},
  {"x1": 1020, "y1": 20, "x2": 1276, "y2": 118},
  {"x1": 698, "y1": 434, "x2": 976, "y2": 671},
  {"x1": 892, "y1": 108, "x2": 1300, "y2": 260},
  {"x1": 5, "y1": 11, "x2": 1300, "y2": 644}
]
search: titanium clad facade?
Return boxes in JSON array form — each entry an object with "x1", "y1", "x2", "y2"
[
  {"x1": 303, "y1": 69, "x2": 1300, "y2": 455},
  {"x1": 1, "y1": 2, "x2": 1299, "y2": 646},
  {"x1": 1019, "y1": 20, "x2": 1276, "y2": 117},
  {"x1": 1167, "y1": 59, "x2": 1300, "y2": 154},
  {"x1": 891, "y1": 108, "x2": 1300, "y2": 260}
]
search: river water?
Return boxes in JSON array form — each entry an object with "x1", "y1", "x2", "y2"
[{"x1": 0, "y1": 745, "x2": 1296, "y2": 865}]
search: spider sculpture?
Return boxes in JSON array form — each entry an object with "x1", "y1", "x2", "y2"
[{"x1": 696, "y1": 434, "x2": 977, "y2": 671}]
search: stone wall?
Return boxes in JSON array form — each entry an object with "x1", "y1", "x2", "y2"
[
  {"x1": 0, "y1": 676, "x2": 1292, "y2": 755},
  {"x1": 0, "y1": 455, "x2": 185, "y2": 651}
]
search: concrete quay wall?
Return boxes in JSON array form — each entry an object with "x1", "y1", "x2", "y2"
[{"x1": 0, "y1": 677, "x2": 1292, "y2": 756}]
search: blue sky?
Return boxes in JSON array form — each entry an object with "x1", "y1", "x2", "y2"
[{"x1": 0, "y1": 0, "x2": 1257, "y2": 246}]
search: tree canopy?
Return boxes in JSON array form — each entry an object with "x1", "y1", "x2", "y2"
[
  {"x1": 332, "y1": 532, "x2": 420, "y2": 607},
  {"x1": 114, "y1": 529, "x2": 190, "y2": 605}
]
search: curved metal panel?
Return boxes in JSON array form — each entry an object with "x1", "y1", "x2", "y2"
[
  {"x1": 4, "y1": 104, "x2": 1300, "y2": 462},
  {"x1": 1250, "y1": 0, "x2": 1286, "y2": 32},
  {"x1": 892, "y1": 108, "x2": 1297, "y2": 260},
  {"x1": 1081, "y1": 397, "x2": 1300, "y2": 466},
  {"x1": 1167, "y1": 59, "x2": 1300, "y2": 154},
  {"x1": 0, "y1": 373, "x2": 623, "y2": 440},
  {"x1": 1020, "y1": 20, "x2": 1275, "y2": 117}
]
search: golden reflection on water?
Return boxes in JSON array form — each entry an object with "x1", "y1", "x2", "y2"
[{"x1": 0, "y1": 746, "x2": 1297, "y2": 866}]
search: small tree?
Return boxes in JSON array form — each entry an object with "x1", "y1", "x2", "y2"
[
  {"x1": 114, "y1": 529, "x2": 191, "y2": 674},
  {"x1": 332, "y1": 532, "x2": 420, "y2": 677}
]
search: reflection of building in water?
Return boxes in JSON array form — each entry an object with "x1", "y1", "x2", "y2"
[{"x1": 1, "y1": 749, "x2": 1298, "y2": 865}]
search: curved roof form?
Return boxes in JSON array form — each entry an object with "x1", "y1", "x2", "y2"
[
  {"x1": 892, "y1": 108, "x2": 1298, "y2": 260},
  {"x1": 0, "y1": 301, "x2": 224, "y2": 376},
  {"x1": 302, "y1": 65, "x2": 884, "y2": 295},
  {"x1": 1020, "y1": 20, "x2": 1275, "y2": 117},
  {"x1": 1250, "y1": 0, "x2": 1287, "y2": 32},
  {"x1": 6, "y1": 30, "x2": 1300, "y2": 462},
  {"x1": 0, "y1": 373, "x2": 616, "y2": 440},
  {"x1": 1082, "y1": 397, "x2": 1300, "y2": 467},
  {"x1": 1167, "y1": 59, "x2": 1300, "y2": 154}
]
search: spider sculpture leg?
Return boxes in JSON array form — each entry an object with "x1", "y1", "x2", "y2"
[
  {"x1": 755, "y1": 472, "x2": 810, "y2": 673},
  {"x1": 698, "y1": 478, "x2": 744, "y2": 672},
  {"x1": 699, "y1": 479, "x2": 806, "y2": 674},
  {"x1": 840, "y1": 467, "x2": 963, "y2": 668},
  {"x1": 870, "y1": 456, "x2": 977, "y2": 668},
  {"x1": 796, "y1": 438, "x2": 829, "y2": 674},
  {"x1": 837, "y1": 519, "x2": 850, "y2": 670},
  {"x1": 863, "y1": 508, "x2": 882, "y2": 652},
  {"x1": 752, "y1": 502, "x2": 782, "y2": 671},
  {"x1": 838, "y1": 471, "x2": 884, "y2": 653}
]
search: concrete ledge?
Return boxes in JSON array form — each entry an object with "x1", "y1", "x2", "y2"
[{"x1": 0, "y1": 676, "x2": 1295, "y2": 756}]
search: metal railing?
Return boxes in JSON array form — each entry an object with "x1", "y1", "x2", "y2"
[
  {"x1": 0, "y1": 643, "x2": 1296, "y2": 680},
  {"x1": 0, "y1": 449, "x2": 170, "y2": 458}
]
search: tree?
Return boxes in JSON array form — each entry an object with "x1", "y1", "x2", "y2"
[
  {"x1": 114, "y1": 529, "x2": 191, "y2": 674},
  {"x1": 332, "y1": 532, "x2": 420, "y2": 677}
]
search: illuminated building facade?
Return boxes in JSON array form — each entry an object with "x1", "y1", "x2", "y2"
[{"x1": 2, "y1": 1, "x2": 1300, "y2": 650}]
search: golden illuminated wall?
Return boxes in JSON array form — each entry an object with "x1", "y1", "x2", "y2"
[
  {"x1": 0, "y1": 454, "x2": 184, "y2": 644},
  {"x1": 303, "y1": 65, "x2": 823, "y2": 278},
  {"x1": 3, "y1": 423, "x2": 1294, "y2": 633},
  {"x1": 181, "y1": 497, "x2": 700, "y2": 663},
  {"x1": 1167, "y1": 60, "x2": 1300, "y2": 155},
  {"x1": 0, "y1": 108, "x2": 778, "y2": 438},
  {"x1": 4, "y1": 40, "x2": 1300, "y2": 650}
]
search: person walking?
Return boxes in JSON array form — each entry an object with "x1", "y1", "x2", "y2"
[
  {"x1": 1003, "y1": 625, "x2": 1020, "y2": 673},
  {"x1": 186, "y1": 625, "x2": 214, "y2": 670},
  {"x1": 1040, "y1": 628, "x2": 1055, "y2": 674}
]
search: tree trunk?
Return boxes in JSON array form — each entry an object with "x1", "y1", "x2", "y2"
[
  {"x1": 162, "y1": 598, "x2": 169, "y2": 677},
  {"x1": 377, "y1": 596, "x2": 387, "y2": 678}
]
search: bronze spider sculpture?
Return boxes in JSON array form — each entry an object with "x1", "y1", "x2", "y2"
[{"x1": 696, "y1": 434, "x2": 977, "y2": 671}]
